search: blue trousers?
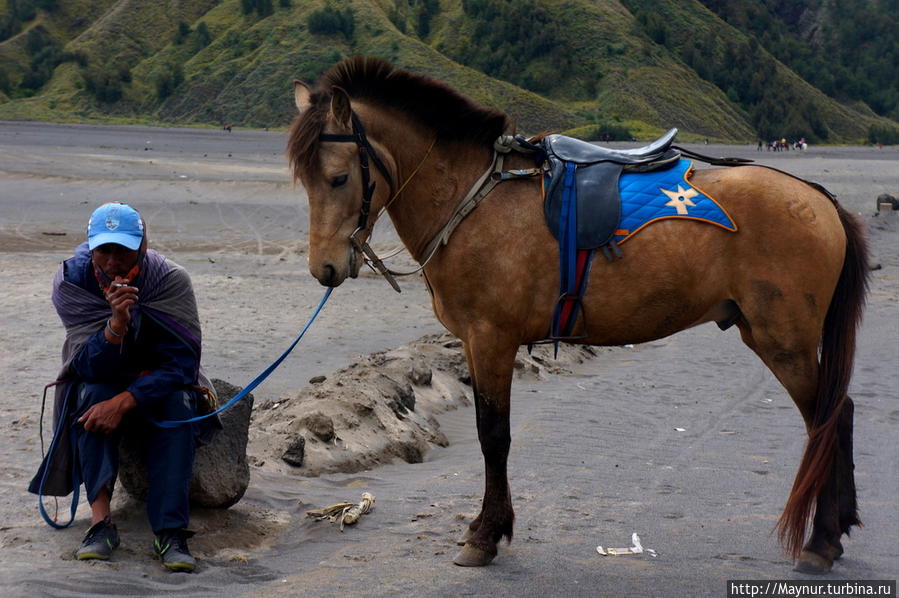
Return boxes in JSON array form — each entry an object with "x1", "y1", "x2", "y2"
[{"x1": 72, "y1": 382, "x2": 198, "y2": 534}]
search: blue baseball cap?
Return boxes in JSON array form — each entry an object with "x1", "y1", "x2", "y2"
[{"x1": 87, "y1": 202, "x2": 144, "y2": 250}]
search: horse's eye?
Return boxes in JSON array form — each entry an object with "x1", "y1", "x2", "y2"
[{"x1": 330, "y1": 174, "x2": 348, "y2": 188}]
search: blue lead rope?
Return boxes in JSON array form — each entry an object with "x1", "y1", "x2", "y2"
[
  {"x1": 37, "y1": 287, "x2": 333, "y2": 528},
  {"x1": 153, "y1": 286, "x2": 333, "y2": 428},
  {"x1": 37, "y1": 389, "x2": 80, "y2": 529}
]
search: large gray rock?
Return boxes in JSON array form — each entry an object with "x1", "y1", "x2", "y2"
[{"x1": 118, "y1": 378, "x2": 253, "y2": 509}]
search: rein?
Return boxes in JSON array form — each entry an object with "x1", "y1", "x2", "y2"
[
  {"x1": 379, "y1": 137, "x2": 437, "y2": 216},
  {"x1": 383, "y1": 134, "x2": 541, "y2": 280},
  {"x1": 320, "y1": 112, "x2": 540, "y2": 292}
]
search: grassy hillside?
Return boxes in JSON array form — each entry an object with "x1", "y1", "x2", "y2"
[
  {"x1": 621, "y1": 0, "x2": 898, "y2": 142},
  {"x1": 698, "y1": 0, "x2": 899, "y2": 123},
  {"x1": 1, "y1": 0, "x2": 897, "y2": 142}
]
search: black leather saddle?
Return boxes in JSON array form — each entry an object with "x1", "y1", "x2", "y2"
[{"x1": 543, "y1": 128, "x2": 681, "y2": 250}]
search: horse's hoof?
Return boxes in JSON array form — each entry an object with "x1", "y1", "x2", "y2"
[
  {"x1": 833, "y1": 541, "x2": 844, "y2": 560},
  {"x1": 456, "y1": 527, "x2": 475, "y2": 546},
  {"x1": 794, "y1": 550, "x2": 833, "y2": 575},
  {"x1": 453, "y1": 544, "x2": 496, "y2": 567}
]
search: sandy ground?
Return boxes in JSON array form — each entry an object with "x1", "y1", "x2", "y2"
[{"x1": 0, "y1": 121, "x2": 896, "y2": 597}]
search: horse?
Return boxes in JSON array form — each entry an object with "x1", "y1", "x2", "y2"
[{"x1": 287, "y1": 56, "x2": 869, "y2": 573}]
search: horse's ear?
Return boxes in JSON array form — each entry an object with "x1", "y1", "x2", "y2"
[
  {"x1": 294, "y1": 80, "x2": 312, "y2": 114},
  {"x1": 329, "y1": 86, "x2": 352, "y2": 128}
]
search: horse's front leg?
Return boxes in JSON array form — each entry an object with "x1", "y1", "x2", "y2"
[{"x1": 454, "y1": 335, "x2": 518, "y2": 567}]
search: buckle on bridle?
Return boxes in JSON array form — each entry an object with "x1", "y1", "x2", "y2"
[{"x1": 350, "y1": 226, "x2": 402, "y2": 293}]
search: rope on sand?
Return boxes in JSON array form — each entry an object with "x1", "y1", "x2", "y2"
[{"x1": 306, "y1": 492, "x2": 375, "y2": 531}]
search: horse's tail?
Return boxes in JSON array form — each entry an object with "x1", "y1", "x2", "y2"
[{"x1": 777, "y1": 202, "x2": 870, "y2": 558}]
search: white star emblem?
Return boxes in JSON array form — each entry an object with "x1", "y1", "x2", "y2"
[{"x1": 661, "y1": 185, "x2": 699, "y2": 215}]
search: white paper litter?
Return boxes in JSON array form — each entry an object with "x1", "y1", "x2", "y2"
[{"x1": 596, "y1": 533, "x2": 657, "y2": 557}]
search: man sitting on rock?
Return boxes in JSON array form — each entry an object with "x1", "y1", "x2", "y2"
[{"x1": 29, "y1": 202, "x2": 216, "y2": 572}]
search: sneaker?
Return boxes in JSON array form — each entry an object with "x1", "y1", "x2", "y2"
[
  {"x1": 75, "y1": 518, "x2": 120, "y2": 560},
  {"x1": 153, "y1": 529, "x2": 197, "y2": 572}
]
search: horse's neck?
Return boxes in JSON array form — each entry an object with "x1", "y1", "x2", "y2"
[{"x1": 383, "y1": 139, "x2": 493, "y2": 262}]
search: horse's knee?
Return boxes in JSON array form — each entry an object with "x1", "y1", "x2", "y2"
[{"x1": 476, "y1": 396, "x2": 510, "y2": 451}]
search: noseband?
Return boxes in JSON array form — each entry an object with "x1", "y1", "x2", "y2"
[{"x1": 319, "y1": 112, "x2": 402, "y2": 291}]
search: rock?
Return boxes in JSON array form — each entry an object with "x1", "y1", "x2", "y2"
[
  {"x1": 877, "y1": 193, "x2": 897, "y2": 210},
  {"x1": 408, "y1": 363, "x2": 432, "y2": 386},
  {"x1": 118, "y1": 378, "x2": 253, "y2": 509},
  {"x1": 382, "y1": 375, "x2": 415, "y2": 413},
  {"x1": 309, "y1": 375, "x2": 327, "y2": 384},
  {"x1": 300, "y1": 412, "x2": 335, "y2": 442},
  {"x1": 282, "y1": 436, "x2": 306, "y2": 467}
]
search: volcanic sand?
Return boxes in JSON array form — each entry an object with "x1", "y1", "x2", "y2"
[{"x1": 1, "y1": 122, "x2": 897, "y2": 597}]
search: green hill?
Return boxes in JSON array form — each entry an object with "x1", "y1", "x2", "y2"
[{"x1": 1, "y1": 0, "x2": 897, "y2": 143}]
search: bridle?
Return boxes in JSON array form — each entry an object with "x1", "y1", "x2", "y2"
[
  {"x1": 318, "y1": 109, "x2": 541, "y2": 292},
  {"x1": 318, "y1": 111, "x2": 403, "y2": 291}
]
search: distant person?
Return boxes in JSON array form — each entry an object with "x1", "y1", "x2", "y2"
[
  {"x1": 757, "y1": 140, "x2": 763, "y2": 151},
  {"x1": 30, "y1": 202, "x2": 217, "y2": 572}
]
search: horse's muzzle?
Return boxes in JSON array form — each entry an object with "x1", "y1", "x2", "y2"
[
  {"x1": 311, "y1": 245, "x2": 361, "y2": 287},
  {"x1": 314, "y1": 263, "x2": 342, "y2": 287}
]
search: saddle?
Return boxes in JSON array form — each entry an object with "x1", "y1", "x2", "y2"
[
  {"x1": 522, "y1": 129, "x2": 742, "y2": 343},
  {"x1": 536, "y1": 128, "x2": 680, "y2": 342},
  {"x1": 542, "y1": 128, "x2": 681, "y2": 251}
]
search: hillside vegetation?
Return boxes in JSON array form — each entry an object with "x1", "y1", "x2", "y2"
[{"x1": 1, "y1": 0, "x2": 897, "y2": 143}]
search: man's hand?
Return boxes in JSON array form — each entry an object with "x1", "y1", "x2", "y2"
[
  {"x1": 105, "y1": 276, "x2": 138, "y2": 340},
  {"x1": 78, "y1": 391, "x2": 137, "y2": 434}
]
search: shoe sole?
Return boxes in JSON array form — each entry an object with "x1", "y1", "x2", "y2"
[
  {"x1": 163, "y1": 561, "x2": 196, "y2": 572},
  {"x1": 76, "y1": 552, "x2": 111, "y2": 561}
]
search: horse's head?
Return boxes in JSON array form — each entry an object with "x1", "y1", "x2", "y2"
[{"x1": 289, "y1": 82, "x2": 396, "y2": 288}]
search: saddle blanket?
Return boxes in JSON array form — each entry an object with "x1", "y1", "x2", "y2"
[{"x1": 614, "y1": 159, "x2": 737, "y2": 244}]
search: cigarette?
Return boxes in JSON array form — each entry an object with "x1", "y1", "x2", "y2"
[{"x1": 112, "y1": 283, "x2": 128, "y2": 287}]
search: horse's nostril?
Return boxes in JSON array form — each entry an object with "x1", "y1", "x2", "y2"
[{"x1": 322, "y1": 263, "x2": 337, "y2": 286}]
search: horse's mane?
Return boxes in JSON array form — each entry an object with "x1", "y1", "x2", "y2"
[{"x1": 288, "y1": 55, "x2": 512, "y2": 178}]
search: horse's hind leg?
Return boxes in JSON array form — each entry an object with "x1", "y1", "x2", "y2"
[
  {"x1": 736, "y1": 300, "x2": 857, "y2": 573},
  {"x1": 798, "y1": 397, "x2": 859, "y2": 573},
  {"x1": 453, "y1": 334, "x2": 518, "y2": 567}
]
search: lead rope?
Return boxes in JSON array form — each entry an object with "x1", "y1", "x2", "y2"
[
  {"x1": 152, "y1": 287, "x2": 333, "y2": 428},
  {"x1": 36, "y1": 381, "x2": 80, "y2": 529},
  {"x1": 37, "y1": 288, "x2": 335, "y2": 528}
]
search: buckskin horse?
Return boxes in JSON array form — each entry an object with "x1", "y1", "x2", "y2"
[{"x1": 287, "y1": 56, "x2": 869, "y2": 573}]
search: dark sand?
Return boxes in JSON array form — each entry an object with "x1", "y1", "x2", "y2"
[{"x1": 0, "y1": 121, "x2": 896, "y2": 597}]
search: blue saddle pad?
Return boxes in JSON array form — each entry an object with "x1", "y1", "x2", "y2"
[{"x1": 615, "y1": 159, "x2": 737, "y2": 244}]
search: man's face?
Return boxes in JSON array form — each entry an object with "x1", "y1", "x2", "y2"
[{"x1": 91, "y1": 243, "x2": 140, "y2": 280}]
